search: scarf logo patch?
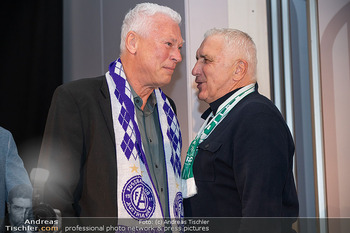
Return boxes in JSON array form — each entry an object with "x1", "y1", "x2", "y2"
[
  {"x1": 122, "y1": 175, "x2": 156, "y2": 220},
  {"x1": 173, "y1": 192, "x2": 184, "y2": 219}
]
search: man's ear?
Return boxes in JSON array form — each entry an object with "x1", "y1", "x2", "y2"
[
  {"x1": 233, "y1": 60, "x2": 248, "y2": 81},
  {"x1": 125, "y1": 31, "x2": 138, "y2": 54}
]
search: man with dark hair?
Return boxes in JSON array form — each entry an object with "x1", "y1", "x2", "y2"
[{"x1": 7, "y1": 184, "x2": 33, "y2": 232}]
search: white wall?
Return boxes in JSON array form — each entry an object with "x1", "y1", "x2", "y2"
[
  {"x1": 227, "y1": 0, "x2": 270, "y2": 99},
  {"x1": 184, "y1": 0, "x2": 228, "y2": 153},
  {"x1": 318, "y1": 0, "x2": 350, "y2": 217}
]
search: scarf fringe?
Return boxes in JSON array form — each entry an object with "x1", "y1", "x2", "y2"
[{"x1": 182, "y1": 177, "x2": 197, "y2": 199}]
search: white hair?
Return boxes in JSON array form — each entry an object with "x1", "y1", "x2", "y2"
[
  {"x1": 204, "y1": 28, "x2": 257, "y2": 80},
  {"x1": 120, "y1": 2, "x2": 181, "y2": 54}
]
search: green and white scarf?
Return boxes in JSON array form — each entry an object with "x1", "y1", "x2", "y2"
[{"x1": 181, "y1": 83, "x2": 255, "y2": 198}]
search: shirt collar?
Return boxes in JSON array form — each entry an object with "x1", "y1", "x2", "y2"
[
  {"x1": 201, "y1": 83, "x2": 259, "y2": 120},
  {"x1": 201, "y1": 89, "x2": 240, "y2": 119},
  {"x1": 130, "y1": 85, "x2": 157, "y2": 114}
]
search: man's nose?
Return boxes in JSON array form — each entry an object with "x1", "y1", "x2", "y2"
[
  {"x1": 192, "y1": 61, "x2": 201, "y2": 76},
  {"x1": 18, "y1": 208, "x2": 26, "y2": 219},
  {"x1": 171, "y1": 48, "x2": 182, "y2": 63}
]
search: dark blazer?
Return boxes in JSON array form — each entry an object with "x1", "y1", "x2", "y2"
[
  {"x1": 38, "y1": 76, "x2": 176, "y2": 217},
  {"x1": 183, "y1": 88, "x2": 299, "y2": 217}
]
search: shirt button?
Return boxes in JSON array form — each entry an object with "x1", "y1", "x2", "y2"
[
  {"x1": 160, "y1": 188, "x2": 163, "y2": 192},
  {"x1": 155, "y1": 164, "x2": 158, "y2": 168}
]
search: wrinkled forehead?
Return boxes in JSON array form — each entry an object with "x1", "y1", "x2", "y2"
[
  {"x1": 197, "y1": 35, "x2": 226, "y2": 56},
  {"x1": 148, "y1": 14, "x2": 184, "y2": 42},
  {"x1": 11, "y1": 197, "x2": 32, "y2": 207}
]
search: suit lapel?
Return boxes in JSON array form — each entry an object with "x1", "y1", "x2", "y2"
[{"x1": 98, "y1": 75, "x2": 116, "y2": 146}]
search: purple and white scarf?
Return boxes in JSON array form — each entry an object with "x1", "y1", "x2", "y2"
[{"x1": 106, "y1": 59, "x2": 183, "y2": 225}]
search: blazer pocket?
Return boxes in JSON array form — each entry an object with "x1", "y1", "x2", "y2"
[{"x1": 193, "y1": 141, "x2": 222, "y2": 182}]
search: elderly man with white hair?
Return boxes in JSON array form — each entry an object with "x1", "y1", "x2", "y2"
[
  {"x1": 38, "y1": 3, "x2": 184, "y2": 222},
  {"x1": 182, "y1": 28, "x2": 299, "y2": 218}
]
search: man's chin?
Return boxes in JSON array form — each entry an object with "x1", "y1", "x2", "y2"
[
  {"x1": 197, "y1": 94, "x2": 207, "y2": 102},
  {"x1": 157, "y1": 78, "x2": 172, "y2": 88}
]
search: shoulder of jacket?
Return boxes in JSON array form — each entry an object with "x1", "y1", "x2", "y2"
[{"x1": 60, "y1": 76, "x2": 105, "y2": 90}]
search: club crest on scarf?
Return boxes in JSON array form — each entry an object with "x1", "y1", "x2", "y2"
[
  {"x1": 122, "y1": 175, "x2": 156, "y2": 219},
  {"x1": 173, "y1": 192, "x2": 184, "y2": 219}
]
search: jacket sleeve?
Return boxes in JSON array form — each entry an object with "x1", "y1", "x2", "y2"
[
  {"x1": 5, "y1": 130, "x2": 32, "y2": 196},
  {"x1": 38, "y1": 85, "x2": 84, "y2": 217}
]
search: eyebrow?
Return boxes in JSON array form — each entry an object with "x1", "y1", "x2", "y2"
[
  {"x1": 167, "y1": 37, "x2": 185, "y2": 46},
  {"x1": 174, "y1": 38, "x2": 185, "y2": 46},
  {"x1": 196, "y1": 54, "x2": 212, "y2": 61}
]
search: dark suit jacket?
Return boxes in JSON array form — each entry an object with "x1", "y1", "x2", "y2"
[
  {"x1": 38, "y1": 76, "x2": 176, "y2": 217},
  {"x1": 183, "y1": 88, "x2": 299, "y2": 217}
]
